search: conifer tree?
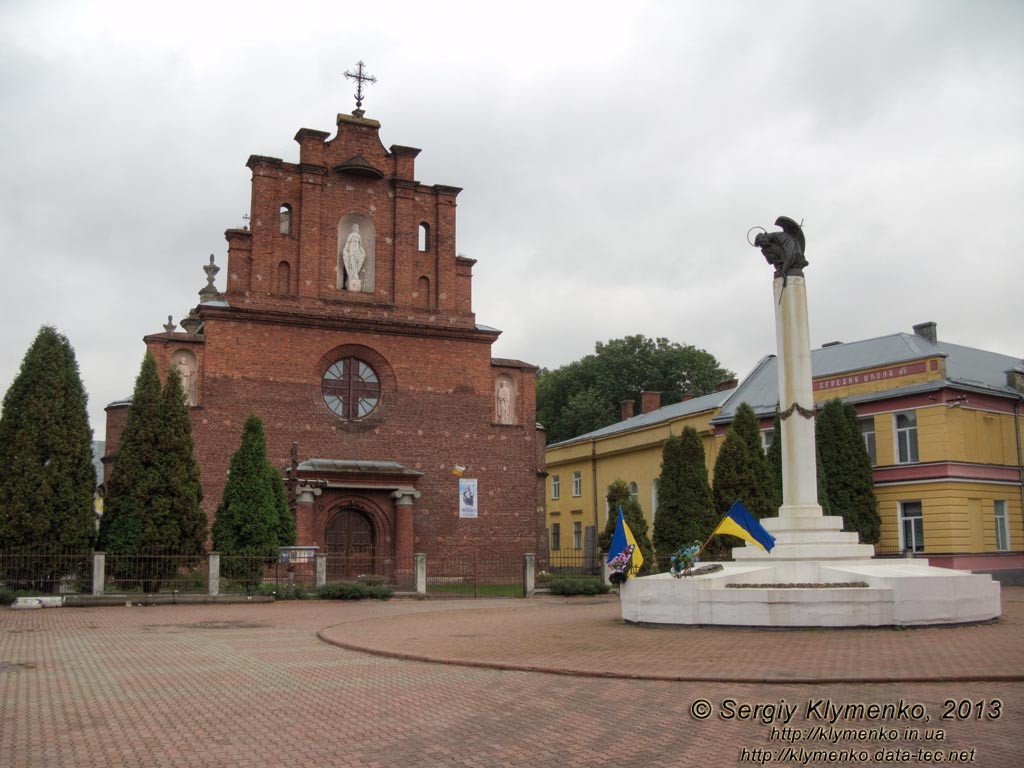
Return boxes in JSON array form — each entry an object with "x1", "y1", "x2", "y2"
[
  {"x1": 598, "y1": 478, "x2": 655, "y2": 572},
  {"x1": 212, "y1": 414, "x2": 283, "y2": 590},
  {"x1": 99, "y1": 354, "x2": 207, "y2": 590},
  {"x1": 816, "y1": 399, "x2": 880, "y2": 542},
  {"x1": 652, "y1": 428, "x2": 715, "y2": 556},
  {"x1": 267, "y1": 464, "x2": 296, "y2": 548},
  {"x1": 712, "y1": 402, "x2": 777, "y2": 521},
  {"x1": 160, "y1": 366, "x2": 207, "y2": 558},
  {"x1": 0, "y1": 327, "x2": 95, "y2": 583}
]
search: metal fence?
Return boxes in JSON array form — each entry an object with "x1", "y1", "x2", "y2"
[
  {"x1": 0, "y1": 547, "x2": 92, "y2": 595},
  {"x1": 323, "y1": 554, "x2": 417, "y2": 591},
  {"x1": 105, "y1": 550, "x2": 209, "y2": 594},
  {"x1": 423, "y1": 552, "x2": 524, "y2": 598}
]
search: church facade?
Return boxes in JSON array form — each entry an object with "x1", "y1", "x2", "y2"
[{"x1": 105, "y1": 103, "x2": 546, "y2": 571}]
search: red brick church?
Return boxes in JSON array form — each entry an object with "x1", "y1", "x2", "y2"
[{"x1": 104, "y1": 88, "x2": 546, "y2": 571}]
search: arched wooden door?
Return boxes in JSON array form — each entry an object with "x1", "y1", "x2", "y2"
[{"x1": 325, "y1": 508, "x2": 376, "y2": 580}]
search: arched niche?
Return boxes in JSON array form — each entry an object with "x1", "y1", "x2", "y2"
[
  {"x1": 172, "y1": 349, "x2": 198, "y2": 406},
  {"x1": 337, "y1": 213, "x2": 376, "y2": 293},
  {"x1": 494, "y1": 374, "x2": 517, "y2": 425}
]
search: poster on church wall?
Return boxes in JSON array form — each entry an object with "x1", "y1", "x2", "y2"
[{"x1": 459, "y1": 479, "x2": 478, "y2": 518}]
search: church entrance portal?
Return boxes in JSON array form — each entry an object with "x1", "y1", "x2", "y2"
[{"x1": 325, "y1": 508, "x2": 376, "y2": 580}]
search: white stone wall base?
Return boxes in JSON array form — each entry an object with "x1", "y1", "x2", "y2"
[{"x1": 619, "y1": 559, "x2": 1001, "y2": 627}]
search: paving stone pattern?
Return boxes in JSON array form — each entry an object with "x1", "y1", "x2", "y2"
[{"x1": 2, "y1": 592, "x2": 1023, "y2": 767}]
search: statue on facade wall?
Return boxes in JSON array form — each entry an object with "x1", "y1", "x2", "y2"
[
  {"x1": 753, "y1": 216, "x2": 807, "y2": 281},
  {"x1": 175, "y1": 354, "x2": 197, "y2": 406},
  {"x1": 343, "y1": 223, "x2": 366, "y2": 291},
  {"x1": 496, "y1": 379, "x2": 513, "y2": 423}
]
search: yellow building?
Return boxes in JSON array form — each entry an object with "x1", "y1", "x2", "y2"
[{"x1": 544, "y1": 322, "x2": 1024, "y2": 575}]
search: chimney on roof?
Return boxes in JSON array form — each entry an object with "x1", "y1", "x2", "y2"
[
  {"x1": 621, "y1": 400, "x2": 635, "y2": 420},
  {"x1": 716, "y1": 378, "x2": 738, "y2": 392},
  {"x1": 641, "y1": 391, "x2": 661, "y2": 414},
  {"x1": 913, "y1": 322, "x2": 938, "y2": 345}
]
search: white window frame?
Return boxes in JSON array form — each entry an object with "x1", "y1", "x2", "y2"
[
  {"x1": 995, "y1": 500, "x2": 1010, "y2": 551},
  {"x1": 860, "y1": 417, "x2": 877, "y2": 466},
  {"x1": 628, "y1": 482, "x2": 639, "y2": 501},
  {"x1": 551, "y1": 475, "x2": 560, "y2": 500},
  {"x1": 761, "y1": 428, "x2": 774, "y2": 454},
  {"x1": 572, "y1": 521, "x2": 582, "y2": 550},
  {"x1": 894, "y1": 411, "x2": 919, "y2": 464},
  {"x1": 572, "y1": 471, "x2": 582, "y2": 497},
  {"x1": 899, "y1": 501, "x2": 924, "y2": 553}
]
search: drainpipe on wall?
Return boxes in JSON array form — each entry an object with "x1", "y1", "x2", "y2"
[
  {"x1": 591, "y1": 439, "x2": 599, "y2": 561},
  {"x1": 1015, "y1": 399, "x2": 1024, "y2": 546}
]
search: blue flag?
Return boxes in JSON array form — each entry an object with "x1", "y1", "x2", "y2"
[{"x1": 606, "y1": 506, "x2": 644, "y2": 575}]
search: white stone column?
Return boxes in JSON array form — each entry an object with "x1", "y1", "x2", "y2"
[
  {"x1": 774, "y1": 275, "x2": 820, "y2": 517},
  {"x1": 208, "y1": 552, "x2": 220, "y2": 597},
  {"x1": 92, "y1": 552, "x2": 105, "y2": 596},
  {"x1": 414, "y1": 553, "x2": 426, "y2": 596},
  {"x1": 522, "y1": 553, "x2": 535, "y2": 597}
]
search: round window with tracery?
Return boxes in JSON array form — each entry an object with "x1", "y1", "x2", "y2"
[{"x1": 321, "y1": 358, "x2": 381, "y2": 420}]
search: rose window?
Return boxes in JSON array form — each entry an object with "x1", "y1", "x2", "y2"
[{"x1": 321, "y1": 358, "x2": 380, "y2": 420}]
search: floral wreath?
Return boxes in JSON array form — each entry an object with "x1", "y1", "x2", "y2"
[
  {"x1": 669, "y1": 543, "x2": 702, "y2": 578},
  {"x1": 607, "y1": 545, "x2": 635, "y2": 584}
]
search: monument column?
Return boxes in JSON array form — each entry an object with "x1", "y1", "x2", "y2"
[{"x1": 774, "y1": 274, "x2": 820, "y2": 517}]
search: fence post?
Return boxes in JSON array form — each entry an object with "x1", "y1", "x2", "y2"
[
  {"x1": 601, "y1": 555, "x2": 611, "y2": 586},
  {"x1": 414, "y1": 553, "x2": 426, "y2": 596},
  {"x1": 522, "y1": 553, "x2": 535, "y2": 597},
  {"x1": 208, "y1": 552, "x2": 220, "y2": 597},
  {"x1": 315, "y1": 553, "x2": 327, "y2": 588},
  {"x1": 92, "y1": 552, "x2": 105, "y2": 596}
]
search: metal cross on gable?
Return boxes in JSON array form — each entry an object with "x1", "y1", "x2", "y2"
[{"x1": 344, "y1": 60, "x2": 377, "y2": 114}]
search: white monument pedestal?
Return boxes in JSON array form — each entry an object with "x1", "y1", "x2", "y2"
[{"x1": 621, "y1": 248, "x2": 1000, "y2": 627}]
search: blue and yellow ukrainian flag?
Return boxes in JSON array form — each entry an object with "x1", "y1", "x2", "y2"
[
  {"x1": 607, "y1": 506, "x2": 644, "y2": 576},
  {"x1": 712, "y1": 501, "x2": 776, "y2": 552}
]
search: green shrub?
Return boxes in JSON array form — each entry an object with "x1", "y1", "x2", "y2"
[
  {"x1": 0, "y1": 587, "x2": 16, "y2": 606},
  {"x1": 257, "y1": 582, "x2": 311, "y2": 600},
  {"x1": 317, "y1": 581, "x2": 392, "y2": 601},
  {"x1": 546, "y1": 576, "x2": 611, "y2": 596}
]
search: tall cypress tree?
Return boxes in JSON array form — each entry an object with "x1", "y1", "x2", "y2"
[
  {"x1": 652, "y1": 428, "x2": 715, "y2": 556},
  {"x1": 267, "y1": 464, "x2": 296, "y2": 548},
  {"x1": 99, "y1": 353, "x2": 166, "y2": 555},
  {"x1": 0, "y1": 327, "x2": 95, "y2": 568},
  {"x1": 816, "y1": 399, "x2": 880, "y2": 542},
  {"x1": 160, "y1": 366, "x2": 207, "y2": 558},
  {"x1": 597, "y1": 478, "x2": 655, "y2": 572},
  {"x1": 712, "y1": 402, "x2": 777, "y2": 520},
  {"x1": 212, "y1": 414, "x2": 282, "y2": 590}
]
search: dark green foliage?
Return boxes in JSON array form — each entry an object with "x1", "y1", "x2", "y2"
[
  {"x1": 267, "y1": 464, "x2": 296, "y2": 548},
  {"x1": 212, "y1": 415, "x2": 284, "y2": 591},
  {"x1": 99, "y1": 355, "x2": 207, "y2": 591},
  {"x1": 712, "y1": 403, "x2": 778, "y2": 519},
  {"x1": 316, "y1": 581, "x2": 393, "y2": 600},
  {"x1": 0, "y1": 587, "x2": 15, "y2": 606},
  {"x1": 0, "y1": 327, "x2": 96, "y2": 568},
  {"x1": 537, "y1": 334, "x2": 733, "y2": 444},
  {"x1": 257, "y1": 582, "x2": 311, "y2": 600},
  {"x1": 816, "y1": 399, "x2": 880, "y2": 543},
  {"x1": 597, "y1": 479, "x2": 655, "y2": 573},
  {"x1": 652, "y1": 428, "x2": 717, "y2": 557},
  {"x1": 546, "y1": 576, "x2": 610, "y2": 595}
]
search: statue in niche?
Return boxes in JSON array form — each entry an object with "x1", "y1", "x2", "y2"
[
  {"x1": 343, "y1": 223, "x2": 366, "y2": 291},
  {"x1": 753, "y1": 216, "x2": 807, "y2": 283},
  {"x1": 175, "y1": 354, "x2": 197, "y2": 406},
  {"x1": 496, "y1": 379, "x2": 513, "y2": 424}
]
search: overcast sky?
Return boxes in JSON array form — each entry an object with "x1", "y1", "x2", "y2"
[{"x1": 1, "y1": 0, "x2": 1021, "y2": 440}]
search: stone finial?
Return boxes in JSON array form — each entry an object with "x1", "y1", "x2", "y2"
[
  {"x1": 199, "y1": 254, "x2": 220, "y2": 303},
  {"x1": 163, "y1": 315, "x2": 177, "y2": 333},
  {"x1": 180, "y1": 309, "x2": 202, "y2": 335}
]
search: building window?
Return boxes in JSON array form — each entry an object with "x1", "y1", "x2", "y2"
[
  {"x1": 860, "y1": 418, "x2": 877, "y2": 466},
  {"x1": 551, "y1": 475, "x2": 560, "y2": 500},
  {"x1": 279, "y1": 204, "x2": 292, "y2": 235},
  {"x1": 572, "y1": 471, "x2": 582, "y2": 497},
  {"x1": 651, "y1": 479, "x2": 659, "y2": 520},
  {"x1": 418, "y1": 223, "x2": 429, "y2": 251},
  {"x1": 573, "y1": 521, "x2": 582, "y2": 550},
  {"x1": 628, "y1": 482, "x2": 639, "y2": 502},
  {"x1": 551, "y1": 524, "x2": 560, "y2": 552},
  {"x1": 761, "y1": 429, "x2": 774, "y2": 453},
  {"x1": 995, "y1": 500, "x2": 1010, "y2": 551},
  {"x1": 895, "y1": 411, "x2": 919, "y2": 464},
  {"x1": 899, "y1": 501, "x2": 924, "y2": 553},
  {"x1": 321, "y1": 358, "x2": 381, "y2": 420}
]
